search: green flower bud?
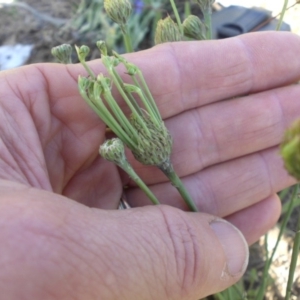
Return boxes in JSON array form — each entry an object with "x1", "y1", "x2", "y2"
[
  {"x1": 154, "y1": 16, "x2": 182, "y2": 45},
  {"x1": 99, "y1": 138, "x2": 127, "y2": 166},
  {"x1": 104, "y1": 0, "x2": 132, "y2": 26},
  {"x1": 96, "y1": 40, "x2": 108, "y2": 56},
  {"x1": 194, "y1": 0, "x2": 215, "y2": 11},
  {"x1": 78, "y1": 75, "x2": 92, "y2": 97},
  {"x1": 183, "y1": 15, "x2": 206, "y2": 40},
  {"x1": 280, "y1": 119, "x2": 300, "y2": 181},
  {"x1": 51, "y1": 44, "x2": 73, "y2": 64},
  {"x1": 130, "y1": 114, "x2": 173, "y2": 166},
  {"x1": 75, "y1": 45, "x2": 90, "y2": 62}
]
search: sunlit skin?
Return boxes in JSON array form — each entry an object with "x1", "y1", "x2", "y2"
[{"x1": 0, "y1": 32, "x2": 299, "y2": 299}]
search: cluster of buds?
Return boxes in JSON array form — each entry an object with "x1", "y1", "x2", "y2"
[
  {"x1": 75, "y1": 41, "x2": 197, "y2": 211},
  {"x1": 280, "y1": 119, "x2": 300, "y2": 181},
  {"x1": 76, "y1": 42, "x2": 173, "y2": 168}
]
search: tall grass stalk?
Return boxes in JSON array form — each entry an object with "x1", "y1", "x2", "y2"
[
  {"x1": 285, "y1": 206, "x2": 300, "y2": 299},
  {"x1": 276, "y1": 0, "x2": 289, "y2": 31},
  {"x1": 169, "y1": 0, "x2": 183, "y2": 35},
  {"x1": 256, "y1": 184, "x2": 299, "y2": 300}
]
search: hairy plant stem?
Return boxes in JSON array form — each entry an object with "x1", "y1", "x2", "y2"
[
  {"x1": 119, "y1": 159, "x2": 160, "y2": 205},
  {"x1": 276, "y1": 0, "x2": 289, "y2": 31},
  {"x1": 169, "y1": 0, "x2": 183, "y2": 35},
  {"x1": 159, "y1": 160, "x2": 198, "y2": 212},
  {"x1": 285, "y1": 206, "x2": 300, "y2": 299},
  {"x1": 120, "y1": 25, "x2": 133, "y2": 52}
]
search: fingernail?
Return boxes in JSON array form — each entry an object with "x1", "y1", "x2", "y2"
[{"x1": 210, "y1": 219, "x2": 249, "y2": 276}]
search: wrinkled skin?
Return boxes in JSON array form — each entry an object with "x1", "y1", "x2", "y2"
[{"x1": 0, "y1": 32, "x2": 299, "y2": 300}]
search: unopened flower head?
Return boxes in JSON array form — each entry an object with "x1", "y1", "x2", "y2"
[
  {"x1": 154, "y1": 16, "x2": 182, "y2": 45},
  {"x1": 183, "y1": 15, "x2": 206, "y2": 40},
  {"x1": 130, "y1": 114, "x2": 172, "y2": 166},
  {"x1": 51, "y1": 44, "x2": 73, "y2": 64},
  {"x1": 99, "y1": 138, "x2": 126, "y2": 166},
  {"x1": 75, "y1": 45, "x2": 90, "y2": 62},
  {"x1": 96, "y1": 40, "x2": 108, "y2": 56},
  {"x1": 280, "y1": 119, "x2": 300, "y2": 181},
  {"x1": 104, "y1": 0, "x2": 132, "y2": 26}
]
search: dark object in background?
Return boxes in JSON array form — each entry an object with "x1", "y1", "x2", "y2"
[{"x1": 212, "y1": 5, "x2": 291, "y2": 39}]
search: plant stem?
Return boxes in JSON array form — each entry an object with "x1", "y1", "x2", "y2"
[
  {"x1": 256, "y1": 184, "x2": 299, "y2": 300},
  {"x1": 203, "y1": 7, "x2": 212, "y2": 40},
  {"x1": 276, "y1": 0, "x2": 289, "y2": 31},
  {"x1": 184, "y1": 1, "x2": 191, "y2": 19},
  {"x1": 121, "y1": 25, "x2": 133, "y2": 53},
  {"x1": 285, "y1": 207, "x2": 300, "y2": 299},
  {"x1": 169, "y1": 0, "x2": 184, "y2": 35},
  {"x1": 159, "y1": 160, "x2": 198, "y2": 212},
  {"x1": 79, "y1": 60, "x2": 96, "y2": 80},
  {"x1": 120, "y1": 160, "x2": 160, "y2": 205}
]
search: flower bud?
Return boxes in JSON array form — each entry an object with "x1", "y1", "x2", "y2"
[
  {"x1": 280, "y1": 119, "x2": 300, "y2": 181},
  {"x1": 75, "y1": 45, "x2": 90, "y2": 62},
  {"x1": 51, "y1": 44, "x2": 73, "y2": 64},
  {"x1": 183, "y1": 15, "x2": 206, "y2": 40},
  {"x1": 104, "y1": 0, "x2": 132, "y2": 26},
  {"x1": 99, "y1": 138, "x2": 127, "y2": 166},
  {"x1": 78, "y1": 75, "x2": 92, "y2": 97},
  {"x1": 96, "y1": 40, "x2": 108, "y2": 56},
  {"x1": 130, "y1": 114, "x2": 173, "y2": 166},
  {"x1": 154, "y1": 16, "x2": 182, "y2": 45}
]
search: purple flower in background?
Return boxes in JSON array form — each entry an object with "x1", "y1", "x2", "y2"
[{"x1": 134, "y1": 0, "x2": 144, "y2": 14}]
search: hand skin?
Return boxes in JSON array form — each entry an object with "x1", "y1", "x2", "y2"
[{"x1": 0, "y1": 31, "x2": 299, "y2": 300}]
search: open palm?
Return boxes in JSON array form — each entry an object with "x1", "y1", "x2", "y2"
[{"x1": 0, "y1": 32, "x2": 299, "y2": 299}]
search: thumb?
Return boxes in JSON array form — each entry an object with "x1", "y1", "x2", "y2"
[{"x1": 0, "y1": 181, "x2": 248, "y2": 300}]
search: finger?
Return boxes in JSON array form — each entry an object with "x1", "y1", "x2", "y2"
[
  {"x1": 126, "y1": 147, "x2": 294, "y2": 215},
  {"x1": 127, "y1": 83, "x2": 300, "y2": 183},
  {"x1": 226, "y1": 194, "x2": 281, "y2": 245},
  {"x1": 62, "y1": 156, "x2": 122, "y2": 209},
  {"x1": 0, "y1": 181, "x2": 248, "y2": 299},
  {"x1": 132, "y1": 32, "x2": 300, "y2": 118},
  {"x1": 40, "y1": 32, "x2": 300, "y2": 121}
]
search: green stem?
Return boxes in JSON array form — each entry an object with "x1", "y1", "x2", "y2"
[
  {"x1": 136, "y1": 69, "x2": 162, "y2": 122},
  {"x1": 110, "y1": 67, "x2": 144, "y2": 116},
  {"x1": 159, "y1": 160, "x2": 198, "y2": 212},
  {"x1": 203, "y1": 8, "x2": 212, "y2": 40},
  {"x1": 276, "y1": 0, "x2": 289, "y2": 31},
  {"x1": 256, "y1": 184, "x2": 299, "y2": 300},
  {"x1": 120, "y1": 160, "x2": 160, "y2": 205},
  {"x1": 130, "y1": 78, "x2": 161, "y2": 126},
  {"x1": 88, "y1": 92, "x2": 137, "y2": 149},
  {"x1": 169, "y1": 0, "x2": 183, "y2": 35},
  {"x1": 121, "y1": 25, "x2": 133, "y2": 53},
  {"x1": 80, "y1": 60, "x2": 96, "y2": 80},
  {"x1": 101, "y1": 89, "x2": 140, "y2": 142},
  {"x1": 285, "y1": 207, "x2": 300, "y2": 299},
  {"x1": 102, "y1": 57, "x2": 151, "y2": 137},
  {"x1": 184, "y1": 1, "x2": 191, "y2": 19}
]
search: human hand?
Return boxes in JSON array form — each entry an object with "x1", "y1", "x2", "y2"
[{"x1": 0, "y1": 32, "x2": 299, "y2": 299}]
